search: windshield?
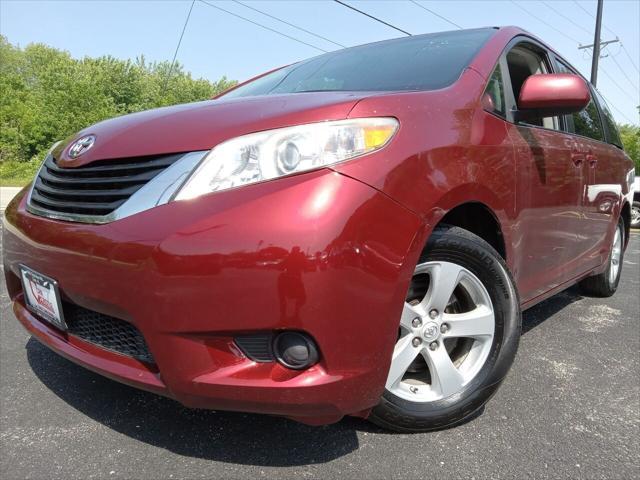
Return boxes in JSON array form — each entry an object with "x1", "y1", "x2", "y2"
[{"x1": 222, "y1": 28, "x2": 495, "y2": 99}]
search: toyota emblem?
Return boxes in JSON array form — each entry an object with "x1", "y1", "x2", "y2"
[{"x1": 68, "y1": 135, "x2": 96, "y2": 159}]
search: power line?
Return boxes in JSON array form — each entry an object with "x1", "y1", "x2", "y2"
[
  {"x1": 408, "y1": 1, "x2": 462, "y2": 30},
  {"x1": 579, "y1": 37, "x2": 639, "y2": 95},
  {"x1": 231, "y1": 0, "x2": 346, "y2": 49},
  {"x1": 572, "y1": 0, "x2": 639, "y2": 75},
  {"x1": 536, "y1": 0, "x2": 635, "y2": 117},
  {"x1": 600, "y1": 68, "x2": 637, "y2": 104},
  {"x1": 198, "y1": 0, "x2": 328, "y2": 53},
  {"x1": 197, "y1": 0, "x2": 635, "y2": 122},
  {"x1": 540, "y1": 0, "x2": 591, "y2": 36},
  {"x1": 608, "y1": 52, "x2": 639, "y2": 92},
  {"x1": 599, "y1": 91, "x2": 636, "y2": 124},
  {"x1": 509, "y1": 1, "x2": 635, "y2": 122},
  {"x1": 163, "y1": 0, "x2": 196, "y2": 93},
  {"x1": 333, "y1": 0, "x2": 412, "y2": 36},
  {"x1": 510, "y1": 0, "x2": 582, "y2": 45},
  {"x1": 572, "y1": 0, "x2": 617, "y2": 37},
  {"x1": 428, "y1": 1, "x2": 636, "y2": 123},
  {"x1": 621, "y1": 44, "x2": 640, "y2": 74}
]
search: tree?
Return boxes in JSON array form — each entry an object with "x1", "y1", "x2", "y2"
[
  {"x1": 0, "y1": 36, "x2": 236, "y2": 169},
  {"x1": 618, "y1": 123, "x2": 640, "y2": 173}
]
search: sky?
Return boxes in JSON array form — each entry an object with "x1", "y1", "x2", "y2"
[{"x1": 1, "y1": 0, "x2": 638, "y2": 125}]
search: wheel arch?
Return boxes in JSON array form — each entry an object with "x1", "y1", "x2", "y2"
[{"x1": 434, "y1": 201, "x2": 507, "y2": 261}]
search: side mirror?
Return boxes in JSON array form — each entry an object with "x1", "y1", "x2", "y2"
[{"x1": 515, "y1": 73, "x2": 590, "y2": 121}]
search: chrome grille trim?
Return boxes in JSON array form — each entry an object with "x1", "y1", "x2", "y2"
[{"x1": 26, "y1": 150, "x2": 207, "y2": 224}]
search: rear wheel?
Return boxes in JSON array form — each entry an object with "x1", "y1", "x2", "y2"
[
  {"x1": 369, "y1": 225, "x2": 521, "y2": 432},
  {"x1": 631, "y1": 201, "x2": 640, "y2": 229},
  {"x1": 579, "y1": 217, "x2": 625, "y2": 297}
]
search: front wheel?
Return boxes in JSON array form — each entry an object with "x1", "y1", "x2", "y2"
[{"x1": 369, "y1": 225, "x2": 521, "y2": 432}]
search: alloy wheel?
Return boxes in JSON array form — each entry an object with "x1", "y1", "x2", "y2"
[
  {"x1": 609, "y1": 224, "x2": 623, "y2": 285},
  {"x1": 386, "y1": 261, "x2": 495, "y2": 402},
  {"x1": 631, "y1": 204, "x2": 640, "y2": 228}
]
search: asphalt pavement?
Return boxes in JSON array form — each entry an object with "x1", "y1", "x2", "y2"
[{"x1": 1, "y1": 220, "x2": 638, "y2": 479}]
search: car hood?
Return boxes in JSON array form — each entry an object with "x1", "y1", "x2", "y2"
[{"x1": 54, "y1": 92, "x2": 373, "y2": 167}]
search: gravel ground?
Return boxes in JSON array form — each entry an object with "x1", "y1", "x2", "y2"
[{"x1": 1, "y1": 222, "x2": 638, "y2": 480}]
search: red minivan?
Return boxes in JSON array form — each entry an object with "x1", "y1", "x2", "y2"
[{"x1": 3, "y1": 26, "x2": 634, "y2": 432}]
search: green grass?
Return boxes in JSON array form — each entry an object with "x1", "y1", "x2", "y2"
[
  {"x1": 0, "y1": 161, "x2": 38, "y2": 187},
  {"x1": 1, "y1": 178, "x2": 31, "y2": 187}
]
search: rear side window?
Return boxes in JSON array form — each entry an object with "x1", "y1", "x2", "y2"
[
  {"x1": 593, "y1": 89, "x2": 623, "y2": 148},
  {"x1": 222, "y1": 28, "x2": 495, "y2": 98},
  {"x1": 555, "y1": 61, "x2": 604, "y2": 142},
  {"x1": 483, "y1": 65, "x2": 506, "y2": 116},
  {"x1": 573, "y1": 101, "x2": 605, "y2": 141}
]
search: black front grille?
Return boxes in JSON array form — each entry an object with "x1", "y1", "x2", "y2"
[
  {"x1": 30, "y1": 153, "x2": 183, "y2": 217},
  {"x1": 64, "y1": 302, "x2": 154, "y2": 364}
]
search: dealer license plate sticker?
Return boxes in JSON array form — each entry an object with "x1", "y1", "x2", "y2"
[{"x1": 19, "y1": 265, "x2": 67, "y2": 331}]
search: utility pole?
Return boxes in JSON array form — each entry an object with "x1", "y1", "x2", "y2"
[
  {"x1": 578, "y1": 0, "x2": 618, "y2": 87},
  {"x1": 590, "y1": 0, "x2": 603, "y2": 85},
  {"x1": 578, "y1": 36, "x2": 620, "y2": 85}
]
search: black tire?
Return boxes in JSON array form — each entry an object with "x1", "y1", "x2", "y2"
[
  {"x1": 578, "y1": 217, "x2": 625, "y2": 297},
  {"x1": 369, "y1": 224, "x2": 521, "y2": 432},
  {"x1": 631, "y1": 201, "x2": 640, "y2": 229}
]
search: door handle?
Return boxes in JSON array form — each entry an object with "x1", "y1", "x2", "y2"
[
  {"x1": 571, "y1": 152, "x2": 585, "y2": 166},
  {"x1": 586, "y1": 153, "x2": 598, "y2": 167}
]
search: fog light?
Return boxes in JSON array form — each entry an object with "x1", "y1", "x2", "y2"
[{"x1": 273, "y1": 332, "x2": 319, "y2": 370}]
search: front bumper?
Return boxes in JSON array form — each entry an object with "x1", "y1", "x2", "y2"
[{"x1": 3, "y1": 169, "x2": 422, "y2": 425}]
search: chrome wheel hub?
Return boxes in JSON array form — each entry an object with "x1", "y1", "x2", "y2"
[
  {"x1": 386, "y1": 261, "x2": 495, "y2": 402},
  {"x1": 609, "y1": 224, "x2": 622, "y2": 285},
  {"x1": 422, "y1": 321, "x2": 440, "y2": 342},
  {"x1": 631, "y1": 205, "x2": 640, "y2": 227}
]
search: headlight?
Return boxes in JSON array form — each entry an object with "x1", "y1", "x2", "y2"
[{"x1": 173, "y1": 117, "x2": 398, "y2": 201}]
